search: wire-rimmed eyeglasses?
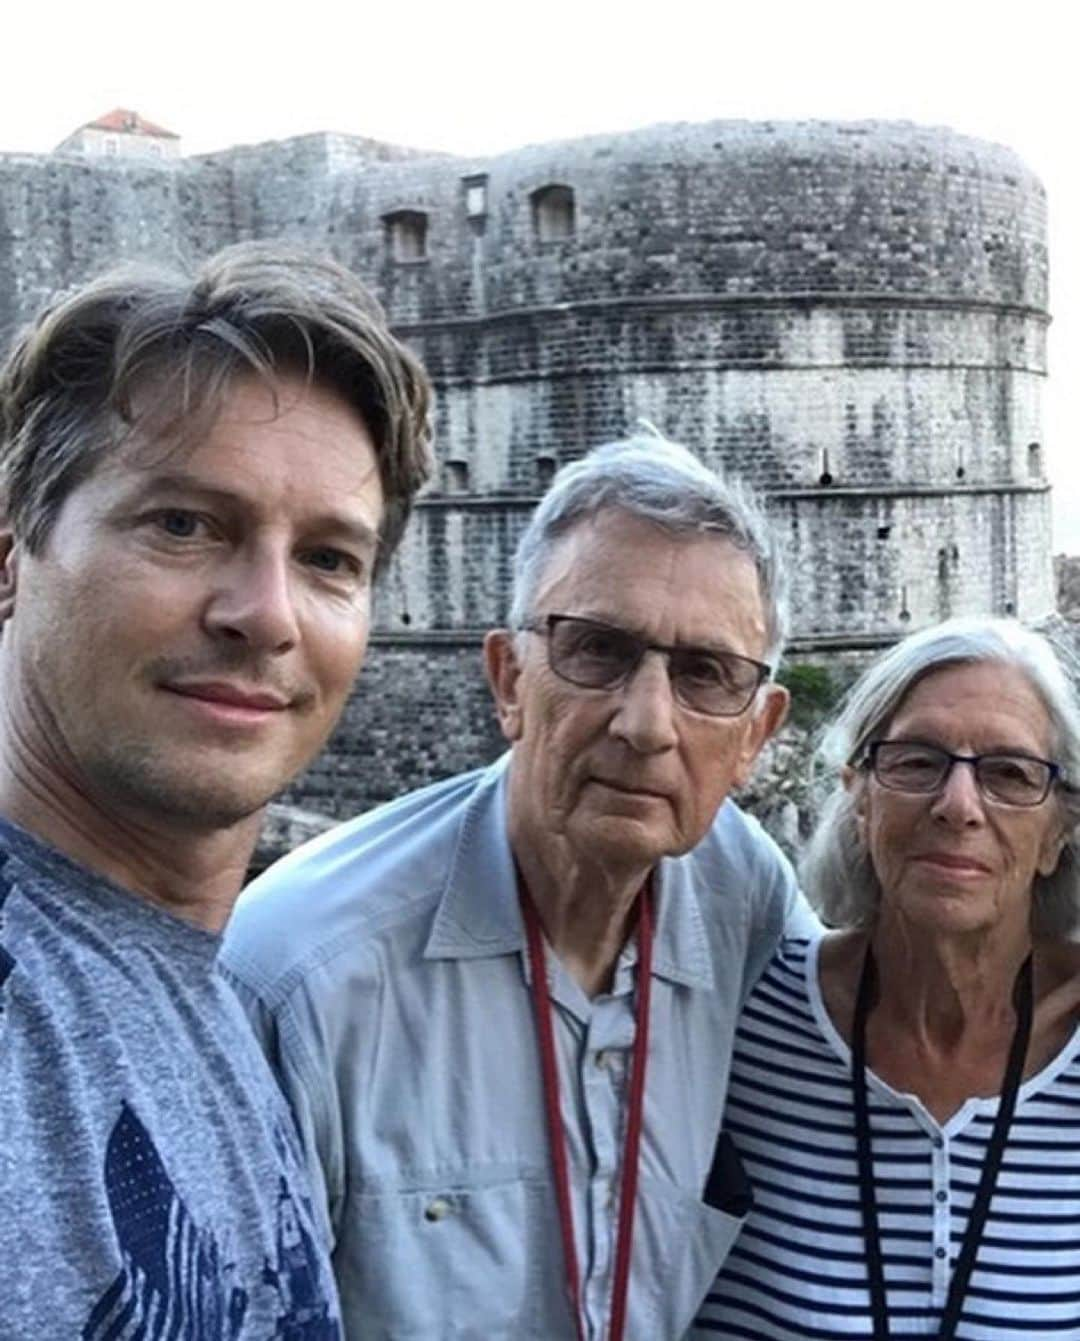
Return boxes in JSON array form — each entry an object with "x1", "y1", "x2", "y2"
[
  {"x1": 521, "y1": 614, "x2": 771, "y2": 718},
  {"x1": 864, "y1": 739, "x2": 1063, "y2": 808}
]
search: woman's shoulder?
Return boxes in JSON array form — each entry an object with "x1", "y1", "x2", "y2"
[
  {"x1": 745, "y1": 934, "x2": 824, "y2": 1020},
  {"x1": 816, "y1": 929, "x2": 867, "y2": 1046}
]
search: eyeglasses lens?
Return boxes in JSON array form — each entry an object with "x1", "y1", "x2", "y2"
[
  {"x1": 873, "y1": 743, "x2": 1052, "y2": 806},
  {"x1": 547, "y1": 619, "x2": 760, "y2": 716},
  {"x1": 549, "y1": 620, "x2": 637, "y2": 688}
]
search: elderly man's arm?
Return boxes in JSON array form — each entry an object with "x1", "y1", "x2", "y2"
[
  {"x1": 735, "y1": 806, "x2": 822, "y2": 1004},
  {"x1": 783, "y1": 876, "x2": 823, "y2": 940},
  {"x1": 221, "y1": 959, "x2": 343, "y2": 1253}
]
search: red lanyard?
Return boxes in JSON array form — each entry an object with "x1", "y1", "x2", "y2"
[{"x1": 520, "y1": 884, "x2": 654, "y2": 1341}]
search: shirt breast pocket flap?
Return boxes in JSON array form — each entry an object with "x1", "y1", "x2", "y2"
[{"x1": 349, "y1": 1174, "x2": 562, "y2": 1338}]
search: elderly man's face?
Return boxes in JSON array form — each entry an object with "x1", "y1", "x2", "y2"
[
  {"x1": 486, "y1": 508, "x2": 788, "y2": 874},
  {"x1": 0, "y1": 373, "x2": 384, "y2": 830}
]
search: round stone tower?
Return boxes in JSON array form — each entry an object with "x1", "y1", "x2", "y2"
[{"x1": 364, "y1": 121, "x2": 1049, "y2": 642}]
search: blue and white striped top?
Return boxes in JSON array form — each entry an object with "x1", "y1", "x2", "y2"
[{"x1": 693, "y1": 937, "x2": 1080, "y2": 1340}]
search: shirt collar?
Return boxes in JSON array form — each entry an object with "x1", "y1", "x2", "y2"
[{"x1": 424, "y1": 754, "x2": 715, "y2": 992}]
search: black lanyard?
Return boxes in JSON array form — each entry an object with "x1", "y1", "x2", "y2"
[{"x1": 852, "y1": 947, "x2": 1033, "y2": 1341}]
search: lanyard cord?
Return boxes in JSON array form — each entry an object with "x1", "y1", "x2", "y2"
[
  {"x1": 520, "y1": 885, "x2": 654, "y2": 1341},
  {"x1": 852, "y1": 946, "x2": 1033, "y2": 1341}
]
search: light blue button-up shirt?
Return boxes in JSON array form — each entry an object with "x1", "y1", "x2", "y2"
[{"x1": 223, "y1": 756, "x2": 817, "y2": 1340}]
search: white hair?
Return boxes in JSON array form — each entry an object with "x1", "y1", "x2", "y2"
[
  {"x1": 508, "y1": 436, "x2": 788, "y2": 665},
  {"x1": 802, "y1": 616, "x2": 1080, "y2": 935}
]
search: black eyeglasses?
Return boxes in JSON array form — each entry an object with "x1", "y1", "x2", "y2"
[
  {"x1": 522, "y1": 614, "x2": 771, "y2": 718},
  {"x1": 865, "y1": 740, "x2": 1063, "y2": 808}
]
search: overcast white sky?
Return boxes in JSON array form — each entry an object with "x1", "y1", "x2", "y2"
[{"x1": 3, "y1": 0, "x2": 1077, "y2": 547}]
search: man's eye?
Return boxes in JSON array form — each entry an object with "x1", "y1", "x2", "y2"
[
  {"x1": 679, "y1": 655, "x2": 727, "y2": 687},
  {"x1": 573, "y1": 630, "x2": 633, "y2": 665},
  {"x1": 155, "y1": 510, "x2": 201, "y2": 538},
  {"x1": 305, "y1": 547, "x2": 361, "y2": 577},
  {"x1": 578, "y1": 632, "x2": 619, "y2": 656}
]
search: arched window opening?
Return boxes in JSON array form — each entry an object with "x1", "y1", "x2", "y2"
[
  {"x1": 445, "y1": 459, "x2": 469, "y2": 493},
  {"x1": 531, "y1": 185, "x2": 575, "y2": 242},
  {"x1": 463, "y1": 173, "x2": 488, "y2": 220},
  {"x1": 536, "y1": 455, "x2": 557, "y2": 489},
  {"x1": 384, "y1": 210, "x2": 428, "y2": 263}
]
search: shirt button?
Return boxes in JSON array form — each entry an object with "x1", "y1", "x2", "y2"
[
  {"x1": 936, "y1": 1190, "x2": 947, "y2": 1203},
  {"x1": 935, "y1": 1247, "x2": 947, "y2": 1260},
  {"x1": 932, "y1": 1136, "x2": 944, "y2": 1149},
  {"x1": 424, "y1": 1198, "x2": 452, "y2": 1222}
]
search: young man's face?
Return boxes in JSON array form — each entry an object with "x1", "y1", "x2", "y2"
[{"x1": 0, "y1": 373, "x2": 384, "y2": 831}]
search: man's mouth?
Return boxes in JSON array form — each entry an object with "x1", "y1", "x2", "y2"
[
  {"x1": 160, "y1": 680, "x2": 293, "y2": 725},
  {"x1": 591, "y1": 777, "x2": 667, "y2": 799},
  {"x1": 165, "y1": 681, "x2": 290, "y2": 710}
]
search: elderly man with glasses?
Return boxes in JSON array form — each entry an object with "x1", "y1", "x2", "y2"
[{"x1": 223, "y1": 437, "x2": 818, "y2": 1340}]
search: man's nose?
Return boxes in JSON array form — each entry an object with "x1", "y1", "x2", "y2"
[
  {"x1": 203, "y1": 548, "x2": 300, "y2": 653},
  {"x1": 609, "y1": 652, "x2": 679, "y2": 753}
]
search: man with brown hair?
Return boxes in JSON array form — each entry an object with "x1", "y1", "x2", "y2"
[{"x1": 0, "y1": 243, "x2": 431, "y2": 1337}]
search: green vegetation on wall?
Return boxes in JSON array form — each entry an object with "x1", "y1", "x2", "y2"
[{"x1": 776, "y1": 662, "x2": 848, "y2": 730}]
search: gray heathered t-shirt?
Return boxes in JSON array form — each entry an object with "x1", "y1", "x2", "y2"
[{"x1": 0, "y1": 815, "x2": 341, "y2": 1340}]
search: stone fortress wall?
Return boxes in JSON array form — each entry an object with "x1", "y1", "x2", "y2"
[{"x1": 0, "y1": 120, "x2": 1053, "y2": 821}]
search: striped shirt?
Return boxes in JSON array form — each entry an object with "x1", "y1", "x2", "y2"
[{"x1": 693, "y1": 937, "x2": 1080, "y2": 1340}]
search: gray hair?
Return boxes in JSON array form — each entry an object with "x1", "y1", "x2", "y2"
[
  {"x1": 0, "y1": 241, "x2": 433, "y2": 571},
  {"x1": 508, "y1": 435, "x2": 788, "y2": 664},
  {"x1": 802, "y1": 616, "x2": 1080, "y2": 935}
]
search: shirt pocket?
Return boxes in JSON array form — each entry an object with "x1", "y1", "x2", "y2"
[
  {"x1": 341, "y1": 1171, "x2": 569, "y2": 1340},
  {"x1": 633, "y1": 1176, "x2": 749, "y2": 1341}
]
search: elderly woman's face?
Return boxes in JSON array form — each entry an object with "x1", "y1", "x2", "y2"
[{"x1": 852, "y1": 661, "x2": 1067, "y2": 938}]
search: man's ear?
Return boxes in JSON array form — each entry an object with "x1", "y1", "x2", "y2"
[
  {"x1": 483, "y1": 629, "x2": 526, "y2": 743},
  {"x1": 0, "y1": 527, "x2": 19, "y2": 625},
  {"x1": 732, "y1": 682, "x2": 789, "y2": 788}
]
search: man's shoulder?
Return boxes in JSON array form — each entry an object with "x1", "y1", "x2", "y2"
[
  {"x1": 685, "y1": 799, "x2": 821, "y2": 950},
  {"x1": 686, "y1": 796, "x2": 795, "y2": 887},
  {"x1": 223, "y1": 761, "x2": 502, "y2": 995}
]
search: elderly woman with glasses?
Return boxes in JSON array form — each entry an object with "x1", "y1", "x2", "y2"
[{"x1": 694, "y1": 616, "x2": 1080, "y2": 1341}]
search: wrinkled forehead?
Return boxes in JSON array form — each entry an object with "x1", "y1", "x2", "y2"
[
  {"x1": 881, "y1": 657, "x2": 1057, "y2": 750},
  {"x1": 541, "y1": 508, "x2": 748, "y2": 574},
  {"x1": 534, "y1": 510, "x2": 768, "y2": 646}
]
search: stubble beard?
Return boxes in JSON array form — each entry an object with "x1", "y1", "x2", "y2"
[{"x1": 85, "y1": 735, "x2": 284, "y2": 834}]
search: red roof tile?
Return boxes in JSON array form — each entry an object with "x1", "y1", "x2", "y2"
[{"x1": 82, "y1": 108, "x2": 179, "y2": 139}]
